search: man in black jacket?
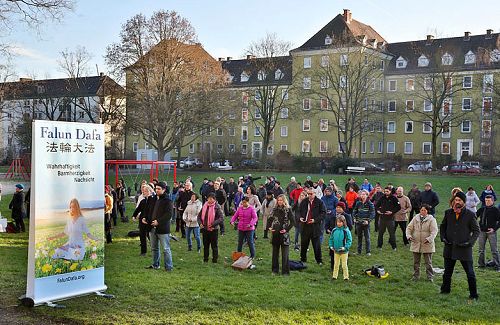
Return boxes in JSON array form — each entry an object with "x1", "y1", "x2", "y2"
[
  {"x1": 476, "y1": 195, "x2": 500, "y2": 271},
  {"x1": 420, "y1": 182, "x2": 439, "y2": 216},
  {"x1": 375, "y1": 186, "x2": 401, "y2": 250},
  {"x1": 226, "y1": 177, "x2": 238, "y2": 211},
  {"x1": 176, "y1": 182, "x2": 194, "y2": 238},
  {"x1": 214, "y1": 181, "x2": 227, "y2": 235},
  {"x1": 146, "y1": 181, "x2": 173, "y2": 271},
  {"x1": 9, "y1": 184, "x2": 26, "y2": 232},
  {"x1": 299, "y1": 189, "x2": 326, "y2": 265},
  {"x1": 440, "y1": 191, "x2": 480, "y2": 299},
  {"x1": 132, "y1": 184, "x2": 156, "y2": 256}
]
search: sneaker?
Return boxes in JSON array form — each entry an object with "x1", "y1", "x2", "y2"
[
  {"x1": 331, "y1": 277, "x2": 337, "y2": 281},
  {"x1": 145, "y1": 265, "x2": 160, "y2": 270},
  {"x1": 165, "y1": 268, "x2": 172, "y2": 272},
  {"x1": 294, "y1": 247, "x2": 300, "y2": 252},
  {"x1": 344, "y1": 278, "x2": 349, "y2": 281},
  {"x1": 197, "y1": 248, "x2": 201, "y2": 253},
  {"x1": 393, "y1": 248, "x2": 397, "y2": 251},
  {"x1": 139, "y1": 253, "x2": 146, "y2": 257},
  {"x1": 428, "y1": 278, "x2": 434, "y2": 283},
  {"x1": 468, "y1": 295, "x2": 479, "y2": 301},
  {"x1": 318, "y1": 262, "x2": 323, "y2": 266},
  {"x1": 366, "y1": 253, "x2": 371, "y2": 256}
]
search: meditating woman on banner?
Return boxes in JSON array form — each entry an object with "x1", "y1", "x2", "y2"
[
  {"x1": 267, "y1": 194, "x2": 294, "y2": 275},
  {"x1": 50, "y1": 198, "x2": 98, "y2": 261}
]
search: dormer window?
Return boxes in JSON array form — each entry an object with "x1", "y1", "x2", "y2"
[
  {"x1": 418, "y1": 54, "x2": 429, "y2": 67},
  {"x1": 396, "y1": 56, "x2": 407, "y2": 69},
  {"x1": 275, "y1": 69, "x2": 284, "y2": 80},
  {"x1": 325, "y1": 35, "x2": 332, "y2": 45},
  {"x1": 464, "y1": 51, "x2": 475, "y2": 64},
  {"x1": 240, "y1": 71, "x2": 250, "y2": 82},
  {"x1": 257, "y1": 70, "x2": 267, "y2": 81},
  {"x1": 490, "y1": 49, "x2": 500, "y2": 63},
  {"x1": 441, "y1": 52, "x2": 453, "y2": 66}
]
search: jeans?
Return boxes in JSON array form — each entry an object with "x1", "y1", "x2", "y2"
[
  {"x1": 186, "y1": 226, "x2": 201, "y2": 250},
  {"x1": 395, "y1": 221, "x2": 409, "y2": 245},
  {"x1": 441, "y1": 258, "x2": 477, "y2": 298},
  {"x1": 150, "y1": 229, "x2": 173, "y2": 270},
  {"x1": 272, "y1": 244, "x2": 290, "y2": 275},
  {"x1": 202, "y1": 229, "x2": 219, "y2": 262},
  {"x1": 237, "y1": 230, "x2": 255, "y2": 258},
  {"x1": 356, "y1": 223, "x2": 371, "y2": 253},
  {"x1": 478, "y1": 231, "x2": 499, "y2": 268},
  {"x1": 377, "y1": 218, "x2": 396, "y2": 249}
]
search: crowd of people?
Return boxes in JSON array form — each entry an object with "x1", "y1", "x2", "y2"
[{"x1": 103, "y1": 175, "x2": 499, "y2": 300}]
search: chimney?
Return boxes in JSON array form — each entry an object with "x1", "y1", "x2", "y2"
[
  {"x1": 343, "y1": 9, "x2": 352, "y2": 24},
  {"x1": 99, "y1": 72, "x2": 105, "y2": 77},
  {"x1": 218, "y1": 57, "x2": 225, "y2": 61},
  {"x1": 425, "y1": 35, "x2": 434, "y2": 45},
  {"x1": 486, "y1": 29, "x2": 493, "y2": 39},
  {"x1": 464, "y1": 31, "x2": 471, "y2": 41},
  {"x1": 19, "y1": 78, "x2": 32, "y2": 82},
  {"x1": 226, "y1": 56, "x2": 232, "y2": 61}
]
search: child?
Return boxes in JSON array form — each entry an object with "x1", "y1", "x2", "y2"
[
  {"x1": 50, "y1": 198, "x2": 99, "y2": 261},
  {"x1": 329, "y1": 215, "x2": 352, "y2": 280},
  {"x1": 405, "y1": 204, "x2": 438, "y2": 281}
]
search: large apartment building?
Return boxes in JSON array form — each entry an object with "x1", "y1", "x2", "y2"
[{"x1": 126, "y1": 9, "x2": 499, "y2": 165}]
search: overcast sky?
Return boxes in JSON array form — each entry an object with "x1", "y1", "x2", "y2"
[{"x1": 3, "y1": 0, "x2": 500, "y2": 80}]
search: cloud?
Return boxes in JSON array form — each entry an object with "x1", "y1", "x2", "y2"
[{"x1": 9, "y1": 44, "x2": 47, "y2": 60}]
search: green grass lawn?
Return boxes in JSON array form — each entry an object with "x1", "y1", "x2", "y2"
[{"x1": 0, "y1": 171, "x2": 499, "y2": 324}]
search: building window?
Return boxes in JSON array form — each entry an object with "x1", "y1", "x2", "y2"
[
  {"x1": 441, "y1": 53, "x2": 453, "y2": 65},
  {"x1": 241, "y1": 144, "x2": 248, "y2": 154},
  {"x1": 189, "y1": 143, "x2": 195, "y2": 154},
  {"x1": 254, "y1": 108, "x2": 261, "y2": 119},
  {"x1": 482, "y1": 97, "x2": 492, "y2": 116},
  {"x1": 379, "y1": 79, "x2": 384, "y2": 91},
  {"x1": 406, "y1": 79, "x2": 414, "y2": 91},
  {"x1": 387, "y1": 142, "x2": 396, "y2": 154},
  {"x1": 242, "y1": 108, "x2": 249, "y2": 122},
  {"x1": 339, "y1": 75, "x2": 347, "y2": 88},
  {"x1": 461, "y1": 120, "x2": 471, "y2": 133},
  {"x1": 229, "y1": 144, "x2": 235, "y2": 152},
  {"x1": 388, "y1": 100, "x2": 396, "y2": 112},
  {"x1": 377, "y1": 141, "x2": 383, "y2": 154},
  {"x1": 254, "y1": 126, "x2": 261, "y2": 136},
  {"x1": 418, "y1": 55, "x2": 429, "y2": 67},
  {"x1": 464, "y1": 51, "x2": 475, "y2": 64},
  {"x1": 442, "y1": 99, "x2": 451, "y2": 116},
  {"x1": 280, "y1": 107, "x2": 288, "y2": 119},
  {"x1": 340, "y1": 54, "x2": 348, "y2": 66},
  {"x1": 483, "y1": 74, "x2": 493, "y2": 92},
  {"x1": 361, "y1": 141, "x2": 366, "y2": 154},
  {"x1": 482, "y1": 120, "x2": 492, "y2": 138},
  {"x1": 396, "y1": 56, "x2": 407, "y2": 68},
  {"x1": 303, "y1": 57, "x2": 312, "y2": 68},
  {"x1": 339, "y1": 119, "x2": 346, "y2": 132},
  {"x1": 387, "y1": 121, "x2": 396, "y2": 133},
  {"x1": 325, "y1": 35, "x2": 332, "y2": 45},
  {"x1": 240, "y1": 71, "x2": 250, "y2": 82},
  {"x1": 275, "y1": 69, "x2": 284, "y2": 80},
  {"x1": 404, "y1": 142, "x2": 413, "y2": 154},
  {"x1": 321, "y1": 55, "x2": 330, "y2": 67},
  {"x1": 217, "y1": 128, "x2": 223, "y2": 136},
  {"x1": 280, "y1": 144, "x2": 288, "y2": 151},
  {"x1": 424, "y1": 78, "x2": 432, "y2": 90},
  {"x1": 341, "y1": 97, "x2": 347, "y2": 110},
  {"x1": 463, "y1": 76, "x2": 472, "y2": 88},
  {"x1": 303, "y1": 98, "x2": 311, "y2": 110},
  {"x1": 424, "y1": 100, "x2": 433, "y2": 112},
  {"x1": 441, "y1": 142, "x2": 451, "y2": 155},
  {"x1": 405, "y1": 121, "x2": 414, "y2": 133},
  {"x1": 303, "y1": 77, "x2": 311, "y2": 89},
  {"x1": 242, "y1": 91, "x2": 249, "y2": 106},
  {"x1": 132, "y1": 142, "x2": 138, "y2": 152},
  {"x1": 228, "y1": 109, "x2": 236, "y2": 119},
  {"x1": 280, "y1": 126, "x2": 288, "y2": 137},
  {"x1": 302, "y1": 119, "x2": 311, "y2": 132},
  {"x1": 228, "y1": 127, "x2": 235, "y2": 137},
  {"x1": 406, "y1": 100, "x2": 414, "y2": 112},
  {"x1": 370, "y1": 141, "x2": 375, "y2": 153},
  {"x1": 255, "y1": 90, "x2": 261, "y2": 101},
  {"x1": 339, "y1": 142, "x2": 346, "y2": 153},
  {"x1": 462, "y1": 98, "x2": 472, "y2": 111},
  {"x1": 320, "y1": 119, "x2": 328, "y2": 132},
  {"x1": 319, "y1": 140, "x2": 328, "y2": 153},
  {"x1": 422, "y1": 142, "x2": 432, "y2": 154},
  {"x1": 267, "y1": 145, "x2": 274, "y2": 155},
  {"x1": 132, "y1": 130, "x2": 139, "y2": 136},
  {"x1": 257, "y1": 70, "x2": 267, "y2": 81},
  {"x1": 423, "y1": 121, "x2": 432, "y2": 133},
  {"x1": 321, "y1": 76, "x2": 330, "y2": 88},
  {"x1": 379, "y1": 60, "x2": 385, "y2": 70},
  {"x1": 241, "y1": 126, "x2": 248, "y2": 141},
  {"x1": 389, "y1": 80, "x2": 397, "y2": 91},
  {"x1": 144, "y1": 142, "x2": 150, "y2": 150},
  {"x1": 320, "y1": 98, "x2": 329, "y2": 110},
  {"x1": 481, "y1": 142, "x2": 491, "y2": 156},
  {"x1": 442, "y1": 121, "x2": 450, "y2": 138},
  {"x1": 302, "y1": 140, "x2": 311, "y2": 153}
]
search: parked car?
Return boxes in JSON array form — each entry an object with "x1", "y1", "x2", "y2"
[
  {"x1": 210, "y1": 160, "x2": 233, "y2": 170},
  {"x1": 239, "y1": 159, "x2": 273, "y2": 169},
  {"x1": 447, "y1": 163, "x2": 481, "y2": 174},
  {"x1": 495, "y1": 164, "x2": 500, "y2": 174},
  {"x1": 407, "y1": 160, "x2": 433, "y2": 172},
  {"x1": 179, "y1": 157, "x2": 203, "y2": 169},
  {"x1": 462, "y1": 161, "x2": 481, "y2": 170},
  {"x1": 359, "y1": 161, "x2": 385, "y2": 172},
  {"x1": 378, "y1": 160, "x2": 401, "y2": 172}
]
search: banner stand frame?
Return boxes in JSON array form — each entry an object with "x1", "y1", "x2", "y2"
[{"x1": 18, "y1": 290, "x2": 115, "y2": 308}]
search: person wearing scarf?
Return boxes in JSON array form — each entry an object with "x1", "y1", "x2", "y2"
[
  {"x1": 197, "y1": 192, "x2": 224, "y2": 263},
  {"x1": 440, "y1": 191, "x2": 480, "y2": 300},
  {"x1": 267, "y1": 194, "x2": 295, "y2": 275}
]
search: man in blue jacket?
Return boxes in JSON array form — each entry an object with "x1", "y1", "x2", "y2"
[{"x1": 321, "y1": 187, "x2": 338, "y2": 243}]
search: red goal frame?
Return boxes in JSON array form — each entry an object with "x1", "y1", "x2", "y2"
[{"x1": 105, "y1": 160, "x2": 177, "y2": 187}]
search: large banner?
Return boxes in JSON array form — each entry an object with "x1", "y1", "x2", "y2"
[{"x1": 26, "y1": 120, "x2": 106, "y2": 305}]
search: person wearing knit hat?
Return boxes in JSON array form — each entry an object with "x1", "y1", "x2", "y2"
[
  {"x1": 421, "y1": 182, "x2": 439, "y2": 216},
  {"x1": 440, "y1": 190, "x2": 480, "y2": 300},
  {"x1": 15, "y1": 184, "x2": 24, "y2": 190}
]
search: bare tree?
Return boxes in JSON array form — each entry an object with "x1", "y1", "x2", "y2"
[
  {"x1": 245, "y1": 32, "x2": 292, "y2": 165},
  {"x1": 57, "y1": 46, "x2": 92, "y2": 79},
  {"x1": 105, "y1": 10, "x2": 227, "y2": 161}
]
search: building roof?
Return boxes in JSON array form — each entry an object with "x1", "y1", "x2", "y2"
[
  {"x1": 385, "y1": 32, "x2": 500, "y2": 74},
  {"x1": 221, "y1": 56, "x2": 292, "y2": 87},
  {"x1": 293, "y1": 10, "x2": 386, "y2": 52},
  {"x1": 0, "y1": 75, "x2": 124, "y2": 100}
]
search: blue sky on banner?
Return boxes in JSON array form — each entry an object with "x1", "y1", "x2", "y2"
[{"x1": 4, "y1": 0, "x2": 500, "y2": 79}]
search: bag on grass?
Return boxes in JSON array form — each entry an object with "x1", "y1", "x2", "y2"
[
  {"x1": 231, "y1": 256, "x2": 253, "y2": 271},
  {"x1": 364, "y1": 265, "x2": 389, "y2": 279},
  {"x1": 127, "y1": 230, "x2": 140, "y2": 237},
  {"x1": 6, "y1": 222, "x2": 18, "y2": 233},
  {"x1": 289, "y1": 260, "x2": 307, "y2": 271}
]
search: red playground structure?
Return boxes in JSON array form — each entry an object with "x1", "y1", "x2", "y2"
[{"x1": 105, "y1": 160, "x2": 177, "y2": 187}]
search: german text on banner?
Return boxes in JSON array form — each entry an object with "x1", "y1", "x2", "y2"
[{"x1": 26, "y1": 120, "x2": 106, "y2": 305}]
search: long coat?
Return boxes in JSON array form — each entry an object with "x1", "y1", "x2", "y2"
[
  {"x1": 440, "y1": 208, "x2": 480, "y2": 261},
  {"x1": 299, "y1": 197, "x2": 326, "y2": 238},
  {"x1": 406, "y1": 214, "x2": 438, "y2": 253},
  {"x1": 266, "y1": 206, "x2": 295, "y2": 246},
  {"x1": 9, "y1": 191, "x2": 25, "y2": 220}
]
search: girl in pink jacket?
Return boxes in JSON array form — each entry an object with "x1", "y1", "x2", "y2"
[{"x1": 230, "y1": 197, "x2": 258, "y2": 258}]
